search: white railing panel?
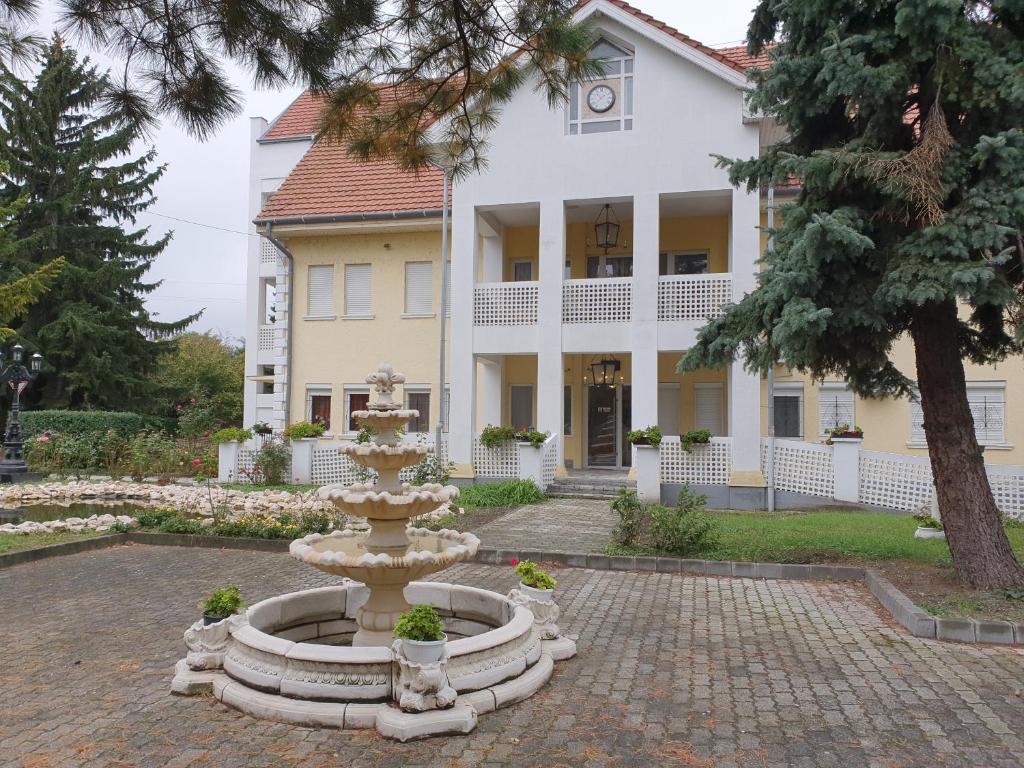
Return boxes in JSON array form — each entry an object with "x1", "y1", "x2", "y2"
[
  {"x1": 657, "y1": 274, "x2": 733, "y2": 321},
  {"x1": 987, "y1": 464, "x2": 1024, "y2": 520},
  {"x1": 260, "y1": 236, "x2": 279, "y2": 266},
  {"x1": 472, "y1": 437, "x2": 520, "y2": 478},
  {"x1": 473, "y1": 281, "x2": 539, "y2": 326},
  {"x1": 857, "y1": 450, "x2": 933, "y2": 511},
  {"x1": 562, "y1": 277, "x2": 632, "y2": 324},
  {"x1": 258, "y1": 325, "x2": 276, "y2": 352},
  {"x1": 541, "y1": 434, "x2": 558, "y2": 490},
  {"x1": 660, "y1": 436, "x2": 732, "y2": 486},
  {"x1": 761, "y1": 439, "x2": 834, "y2": 498}
]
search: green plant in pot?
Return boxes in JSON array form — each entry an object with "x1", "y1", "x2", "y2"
[
  {"x1": 627, "y1": 425, "x2": 662, "y2": 447},
  {"x1": 199, "y1": 585, "x2": 245, "y2": 625},
  {"x1": 913, "y1": 510, "x2": 945, "y2": 539},
  {"x1": 513, "y1": 559, "x2": 556, "y2": 603},
  {"x1": 393, "y1": 604, "x2": 447, "y2": 663}
]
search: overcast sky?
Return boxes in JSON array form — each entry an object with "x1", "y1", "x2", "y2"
[{"x1": 33, "y1": 1, "x2": 759, "y2": 340}]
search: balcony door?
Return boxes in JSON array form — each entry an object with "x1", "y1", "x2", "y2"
[
  {"x1": 586, "y1": 384, "x2": 632, "y2": 469},
  {"x1": 586, "y1": 255, "x2": 633, "y2": 278}
]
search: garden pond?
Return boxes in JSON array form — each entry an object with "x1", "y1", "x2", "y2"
[{"x1": 0, "y1": 501, "x2": 151, "y2": 524}]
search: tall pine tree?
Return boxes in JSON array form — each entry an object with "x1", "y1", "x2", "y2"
[
  {"x1": 0, "y1": 37, "x2": 199, "y2": 409},
  {"x1": 680, "y1": 1, "x2": 1024, "y2": 588}
]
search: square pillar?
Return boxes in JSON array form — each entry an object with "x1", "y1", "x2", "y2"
[
  {"x1": 448, "y1": 202, "x2": 478, "y2": 476},
  {"x1": 536, "y1": 200, "x2": 565, "y2": 465},
  {"x1": 631, "y1": 192, "x2": 659, "y2": 431}
]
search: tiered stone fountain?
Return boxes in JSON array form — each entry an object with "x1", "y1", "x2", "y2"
[{"x1": 171, "y1": 365, "x2": 575, "y2": 741}]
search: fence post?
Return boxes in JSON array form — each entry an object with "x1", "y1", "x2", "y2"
[
  {"x1": 633, "y1": 444, "x2": 661, "y2": 503},
  {"x1": 830, "y1": 438, "x2": 863, "y2": 502},
  {"x1": 516, "y1": 441, "x2": 543, "y2": 488},
  {"x1": 217, "y1": 441, "x2": 239, "y2": 483},
  {"x1": 290, "y1": 438, "x2": 315, "y2": 484}
]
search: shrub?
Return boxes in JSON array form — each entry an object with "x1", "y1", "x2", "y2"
[
  {"x1": 211, "y1": 427, "x2": 253, "y2": 443},
  {"x1": 680, "y1": 429, "x2": 712, "y2": 452},
  {"x1": 458, "y1": 479, "x2": 544, "y2": 510},
  {"x1": 25, "y1": 431, "x2": 98, "y2": 475},
  {"x1": 419, "y1": 511, "x2": 460, "y2": 531},
  {"x1": 282, "y1": 421, "x2": 326, "y2": 440},
  {"x1": 135, "y1": 508, "x2": 179, "y2": 528},
  {"x1": 176, "y1": 400, "x2": 220, "y2": 439},
  {"x1": 913, "y1": 510, "x2": 944, "y2": 530},
  {"x1": 21, "y1": 410, "x2": 148, "y2": 438},
  {"x1": 411, "y1": 452, "x2": 454, "y2": 485},
  {"x1": 479, "y1": 424, "x2": 515, "y2": 448},
  {"x1": 241, "y1": 438, "x2": 291, "y2": 485},
  {"x1": 126, "y1": 432, "x2": 181, "y2": 481},
  {"x1": 648, "y1": 486, "x2": 718, "y2": 556},
  {"x1": 514, "y1": 559, "x2": 556, "y2": 590},
  {"x1": 610, "y1": 488, "x2": 644, "y2": 547},
  {"x1": 627, "y1": 425, "x2": 663, "y2": 447},
  {"x1": 393, "y1": 604, "x2": 444, "y2": 642},
  {"x1": 200, "y1": 585, "x2": 245, "y2": 617}
]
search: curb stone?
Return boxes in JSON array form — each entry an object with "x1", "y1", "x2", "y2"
[{"x1": 3, "y1": 535, "x2": 1021, "y2": 647}]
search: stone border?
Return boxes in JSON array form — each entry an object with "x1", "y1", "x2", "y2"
[{"x1": 3, "y1": 533, "x2": 1022, "y2": 646}]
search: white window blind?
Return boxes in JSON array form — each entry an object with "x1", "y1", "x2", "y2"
[
  {"x1": 345, "y1": 264, "x2": 372, "y2": 317},
  {"x1": 694, "y1": 383, "x2": 724, "y2": 435},
  {"x1": 307, "y1": 265, "x2": 334, "y2": 317},
  {"x1": 404, "y1": 262, "x2": 433, "y2": 316},
  {"x1": 819, "y1": 384, "x2": 855, "y2": 435},
  {"x1": 910, "y1": 383, "x2": 1005, "y2": 445}
]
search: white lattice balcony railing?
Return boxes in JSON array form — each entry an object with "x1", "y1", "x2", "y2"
[
  {"x1": 473, "y1": 281, "x2": 539, "y2": 326},
  {"x1": 562, "y1": 277, "x2": 632, "y2": 324},
  {"x1": 257, "y1": 324, "x2": 276, "y2": 352},
  {"x1": 260, "y1": 236, "x2": 279, "y2": 267},
  {"x1": 657, "y1": 273, "x2": 733, "y2": 322},
  {"x1": 660, "y1": 437, "x2": 732, "y2": 485}
]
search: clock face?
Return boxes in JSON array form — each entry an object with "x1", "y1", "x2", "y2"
[{"x1": 587, "y1": 84, "x2": 615, "y2": 114}]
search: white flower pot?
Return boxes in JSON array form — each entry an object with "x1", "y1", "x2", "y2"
[
  {"x1": 519, "y1": 582, "x2": 554, "y2": 603},
  {"x1": 401, "y1": 634, "x2": 447, "y2": 664},
  {"x1": 914, "y1": 526, "x2": 945, "y2": 540}
]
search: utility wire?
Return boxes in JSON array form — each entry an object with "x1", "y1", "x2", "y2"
[{"x1": 139, "y1": 210, "x2": 256, "y2": 237}]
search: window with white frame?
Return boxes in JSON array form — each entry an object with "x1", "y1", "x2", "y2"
[
  {"x1": 344, "y1": 387, "x2": 370, "y2": 433},
  {"x1": 306, "y1": 386, "x2": 332, "y2": 432},
  {"x1": 910, "y1": 382, "x2": 1006, "y2": 446},
  {"x1": 568, "y1": 38, "x2": 634, "y2": 135},
  {"x1": 344, "y1": 263, "x2": 372, "y2": 318},
  {"x1": 818, "y1": 383, "x2": 855, "y2": 436},
  {"x1": 404, "y1": 261, "x2": 433, "y2": 317},
  {"x1": 773, "y1": 383, "x2": 803, "y2": 438},
  {"x1": 694, "y1": 383, "x2": 725, "y2": 436},
  {"x1": 405, "y1": 386, "x2": 431, "y2": 433},
  {"x1": 306, "y1": 265, "x2": 334, "y2": 318}
]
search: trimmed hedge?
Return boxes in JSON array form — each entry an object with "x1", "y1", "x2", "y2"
[{"x1": 21, "y1": 410, "x2": 149, "y2": 438}]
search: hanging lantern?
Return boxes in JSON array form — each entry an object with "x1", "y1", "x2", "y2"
[
  {"x1": 589, "y1": 356, "x2": 621, "y2": 387},
  {"x1": 593, "y1": 204, "x2": 620, "y2": 253}
]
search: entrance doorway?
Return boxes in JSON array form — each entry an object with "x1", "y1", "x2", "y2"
[{"x1": 585, "y1": 384, "x2": 632, "y2": 468}]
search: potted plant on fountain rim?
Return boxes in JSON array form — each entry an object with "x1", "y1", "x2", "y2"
[
  {"x1": 199, "y1": 585, "x2": 245, "y2": 625},
  {"x1": 394, "y1": 604, "x2": 447, "y2": 663},
  {"x1": 513, "y1": 559, "x2": 556, "y2": 603}
]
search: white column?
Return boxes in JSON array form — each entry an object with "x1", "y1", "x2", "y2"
[
  {"x1": 218, "y1": 441, "x2": 240, "y2": 483},
  {"x1": 631, "y1": 192, "x2": 659, "y2": 431},
  {"x1": 479, "y1": 356, "x2": 504, "y2": 427},
  {"x1": 448, "y1": 201, "x2": 478, "y2": 475},
  {"x1": 481, "y1": 235, "x2": 503, "y2": 283},
  {"x1": 728, "y1": 187, "x2": 765, "y2": 486},
  {"x1": 290, "y1": 438, "x2": 315, "y2": 484},
  {"x1": 830, "y1": 438, "x2": 862, "y2": 502},
  {"x1": 536, "y1": 200, "x2": 565, "y2": 466}
]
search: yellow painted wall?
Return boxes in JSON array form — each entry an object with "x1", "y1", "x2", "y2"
[{"x1": 284, "y1": 227, "x2": 449, "y2": 438}]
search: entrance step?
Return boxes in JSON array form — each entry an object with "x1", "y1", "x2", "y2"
[{"x1": 546, "y1": 471, "x2": 635, "y2": 500}]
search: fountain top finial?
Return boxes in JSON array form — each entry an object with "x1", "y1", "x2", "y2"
[{"x1": 366, "y1": 364, "x2": 405, "y2": 411}]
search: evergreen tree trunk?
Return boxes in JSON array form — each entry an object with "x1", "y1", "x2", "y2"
[{"x1": 911, "y1": 300, "x2": 1024, "y2": 589}]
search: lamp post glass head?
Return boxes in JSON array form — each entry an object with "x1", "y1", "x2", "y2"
[
  {"x1": 30, "y1": 353, "x2": 42, "y2": 373},
  {"x1": 12, "y1": 343, "x2": 23, "y2": 363}
]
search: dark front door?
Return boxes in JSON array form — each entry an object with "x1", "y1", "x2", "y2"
[{"x1": 587, "y1": 385, "x2": 617, "y2": 467}]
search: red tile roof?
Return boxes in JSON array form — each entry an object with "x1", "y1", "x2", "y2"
[
  {"x1": 261, "y1": 91, "x2": 323, "y2": 141},
  {"x1": 717, "y1": 45, "x2": 774, "y2": 72}
]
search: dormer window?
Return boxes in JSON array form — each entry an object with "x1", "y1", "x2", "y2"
[{"x1": 569, "y1": 38, "x2": 634, "y2": 135}]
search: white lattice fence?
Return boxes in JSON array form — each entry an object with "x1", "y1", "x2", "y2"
[
  {"x1": 258, "y1": 325, "x2": 276, "y2": 352},
  {"x1": 472, "y1": 437, "x2": 520, "y2": 478},
  {"x1": 260, "y1": 236, "x2": 279, "y2": 266},
  {"x1": 473, "y1": 282, "x2": 539, "y2": 325},
  {"x1": 235, "y1": 444, "x2": 293, "y2": 484},
  {"x1": 761, "y1": 439, "x2": 834, "y2": 498},
  {"x1": 562, "y1": 278, "x2": 632, "y2": 323},
  {"x1": 311, "y1": 448, "x2": 364, "y2": 485},
  {"x1": 659, "y1": 437, "x2": 732, "y2": 485},
  {"x1": 987, "y1": 465, "x2": 1024, "y2": 520},
  {"x1": 857, "y1": 450, "x2": 933, "y2": 511},
  {"x1": 541, "y1": 434, "x2": 558, "y2": 489},
  {"x1": 657, "y1": 274, "x2": 732, "y2": 321}
]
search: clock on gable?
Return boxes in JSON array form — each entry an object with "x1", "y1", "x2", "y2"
[{"x1": 586, "y1": 84, "x2": 615, "y2": 113}]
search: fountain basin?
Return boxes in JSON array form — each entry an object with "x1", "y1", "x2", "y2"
[
  {"x1": 319, "y1": 484, "x2": 458, "y2": 520},
  {"x1": 341, "y1": 442, "x2": 429, "y2": 472}
]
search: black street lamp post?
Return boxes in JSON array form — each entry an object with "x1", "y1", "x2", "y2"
[{"x1": 0, "y1": 343, "x2": 44, "y2": 483}]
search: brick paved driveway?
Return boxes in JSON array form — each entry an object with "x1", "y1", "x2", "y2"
[
  {"x1": 2, "y1": 544, "x2": 1023, "y2": 767},
  {"x1": 474, "y1": 498, "x2": 616, "y2": 552}
]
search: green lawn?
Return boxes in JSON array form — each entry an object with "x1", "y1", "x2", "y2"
[
  {"x1": 613, "y1": 509, "x2": 1024, "y2": 566},
  {"x1": 0, "y1": 530, "x2": 100, "y2": 555}
]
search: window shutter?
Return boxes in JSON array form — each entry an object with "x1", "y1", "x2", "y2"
[
  {"x1": 345, "y1": 264, "x2": 372, "y2": 317},
  {"x1": 818, "y1": 386, "x2": 855, "y2": 435},
  {"x1": 910, "y1": 396, "x2": 926, "y2": 443},
  {"x1": 404, "y1": 262, "x2": 433, "y2": 316},
  {"x1": 307, "y1": 265, "x2": 334, "y2": 317},
  {"x1": 967, "y1": 386, "x2": 1004, "y2": 445},
  {"x1": 694, "y1": 384, "x2": 724, "y2": 435}
]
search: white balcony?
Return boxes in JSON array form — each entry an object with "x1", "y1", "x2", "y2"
[
  {"x1": 259, "y1": 237, "x2": 280, "y2": 277},
  {"x1": 256, "y1": 324, "x2": 278, "y2": 363},
  {"x1": 562, "y1": 277, "x2": 632, "y2": 324},
  {"x1": 473, "y1": 281, "x2": 539, "y2": 325}
]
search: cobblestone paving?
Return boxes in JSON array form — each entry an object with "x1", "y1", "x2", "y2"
[
  {"x1": 2, "y1": 545, "x2": 1024, "y2": 767},
  {"x1": 474, "y1": 497, "x2": 616, "y2": 552}
]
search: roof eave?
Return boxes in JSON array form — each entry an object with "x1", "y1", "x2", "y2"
[{"x1": 254, "y1": 208, "x2": 445, "y2": 227}]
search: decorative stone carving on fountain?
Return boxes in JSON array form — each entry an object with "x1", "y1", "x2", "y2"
[
  {"x1": 170, "y1": 365, "x2": 576, "y2": 740},
  {"x1": 392, "y1": 640, "x2": 458, "y2": 712}
]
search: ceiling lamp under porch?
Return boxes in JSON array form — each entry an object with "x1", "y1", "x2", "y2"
[
  {"x1": 589, "y1": 355, "x2": 621, "y2": 387},
  {"x1": 593, "y1": 204, "x2": 620, "y2": 253}
]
